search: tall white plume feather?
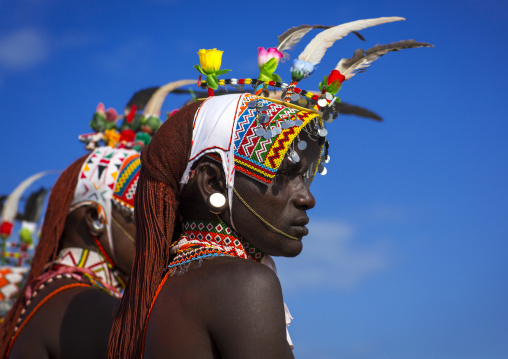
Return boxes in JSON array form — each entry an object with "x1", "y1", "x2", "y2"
[
  {"x1": 297, "y1": 16, "x2": 405, "y2": 65},
  {"x1": 277, "y1": 25, "x2": 330, "y2": 56},
  {"x1": 336, "y1": 40, "x2": 433, "y2": 80}
]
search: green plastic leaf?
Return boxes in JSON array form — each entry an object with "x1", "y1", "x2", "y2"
[
  {"x1": 261, "y1": 57, "x2": 279, "y2": 74},
  {"x1": 90, "y1": 113, "x2": 107, "y2": 132},
  {"x1": 216, "y1": 69, "x2": 231, "y2": 75},
  {"x1": 193, "y1": 64, "x2": 206, "y2": 75},
  {"x1": 258, "y1": 70, "x2": 272, "y2": 82},
  {"x1": 272, "y1": 73, "x2": 282, "y2": 83},
  {"x1": 105, "y1": 121, "x2": 117, "y2": 130},
  {"x1": 206, "y1": 74, "x2": 219, "y2": 90}
]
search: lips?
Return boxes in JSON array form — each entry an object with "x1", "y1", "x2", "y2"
[{"x1": 291, "y1": 217, "x2": 310, "y2": 237}]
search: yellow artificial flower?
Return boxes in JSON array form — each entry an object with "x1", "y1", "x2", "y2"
[
  {"x1": 197, "y1": 48, "x2": 223, "y2": 73},
  {"x1": 104, "y1": 129, "x2": 120, "y2": 147}
]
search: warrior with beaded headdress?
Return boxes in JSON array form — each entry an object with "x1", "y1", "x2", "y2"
[
  {"x1": 0, "y1": 81, "x2": 195, "y2": 359},
  {"x1": 107, "y1": 17, "x2": 431, "y2": 359}
]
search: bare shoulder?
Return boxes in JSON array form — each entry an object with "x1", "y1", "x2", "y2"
[
  {"x1": 146, "y1": 257, "x2": 293, "y2": 359},
  {"x1": 205, "y1": 256, "x2": 282, "y2": 294},
  {"x1": 202, "y1": 257, "x2": 293, "y2": 358},
  {"x1": 9, "y1": 280, "x2": 117, "y2": 359},
  {"x1": 196, "y1": 258, "x2": 292, "y2": 358}
]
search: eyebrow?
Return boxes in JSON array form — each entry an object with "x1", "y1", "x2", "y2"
[{"x1": 279, "y1": 155, "x2": 307, "y2": 172}]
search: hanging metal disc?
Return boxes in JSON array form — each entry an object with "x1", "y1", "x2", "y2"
[
  {"x1": 255, "y1": 128, "x2": 266, "y2": 137},
  {"x1": 297, "y1": 140, "x2": 308, "y2": 150}
]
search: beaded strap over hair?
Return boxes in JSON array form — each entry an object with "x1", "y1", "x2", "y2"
[{"x1": 107, "y1": 101, "x2": 201, "y2": 358}]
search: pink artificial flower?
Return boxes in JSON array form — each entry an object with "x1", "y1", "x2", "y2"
[
  {"x1": 105, "y1": 108, "x2": 118, "y2": 122},
  {"x1": 257, "y1": 47, "x2": 283, "y2": 67},
  {"x1": 96, "y1": 102, "x2": 105, "y2": 114}
]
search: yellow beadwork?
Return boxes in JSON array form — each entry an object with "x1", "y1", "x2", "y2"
[{"x1": 263, "y1": 112, "x2": 320, "y2": 170}]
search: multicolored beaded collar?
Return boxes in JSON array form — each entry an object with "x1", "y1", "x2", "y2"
[
  {"x1": 168, "y1": 219, "x2": 263, "y2": 275},
  {"x1": 33, "y1": 247, "x2": 124, "y2": 297}
]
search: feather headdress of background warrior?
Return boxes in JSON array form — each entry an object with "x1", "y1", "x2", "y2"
[{"x1": 107, "y1": 17, "x2": 432, "y2": 359}]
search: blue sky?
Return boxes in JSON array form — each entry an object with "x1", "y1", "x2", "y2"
[{"x1": 1, "y1": 0, "x2": 507, "y2": 358}]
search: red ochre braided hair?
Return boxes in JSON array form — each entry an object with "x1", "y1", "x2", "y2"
[
  {"x1": 107, "y1": 101, "x2": 201, "y2": 358},
  {"x1": 0, "y1": 154, "x2": 88, "y2": 357}
]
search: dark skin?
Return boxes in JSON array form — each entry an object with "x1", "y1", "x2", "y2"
[
  {"x1": 145, "y1": 133, "x2": 321, "y2": 359},
  {"x1": 8, "y1": 204, "x2": 136, "y2": 359}
]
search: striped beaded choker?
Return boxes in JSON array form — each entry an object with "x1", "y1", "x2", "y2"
[{"x1": 168, "y1": 219, "x2": 263, "y2": 275}]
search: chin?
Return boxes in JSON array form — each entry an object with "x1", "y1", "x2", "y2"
[{"x1": 269, "y1": 238, "x2": 303, "y2": 258}]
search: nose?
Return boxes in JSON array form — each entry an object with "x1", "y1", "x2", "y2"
[{"x1": 293, "y1": 181, "x2": 316, "y2": 210}]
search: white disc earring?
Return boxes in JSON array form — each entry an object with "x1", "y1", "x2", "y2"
[{"x1": 209, "y1": 193, "x2": 226, "y2": 213}]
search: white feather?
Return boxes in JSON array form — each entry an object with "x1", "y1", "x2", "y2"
[{"x1": 297, "y1": 16, "x2": 405, "y2": 65}]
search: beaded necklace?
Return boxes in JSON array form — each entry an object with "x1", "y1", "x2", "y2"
[
  {"x1": 13, "y1": 247, "x2": 124, "y2": 336},
  {"x1": 168, "y1": 219, "x2": 263, "y2": 275},
  {"x1": 26, "y1": 247, "x2": 124, "y2": 302}
]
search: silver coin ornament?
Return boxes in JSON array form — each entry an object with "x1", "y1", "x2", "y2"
[
  {"x1": 274, "y1": 126, "x2": 282, "y2": 135},
  {"x1": 290, "y1": 151, "x2": 300, "y2": 163},
  {"x1": 259, "y1": 113, "x2": 269, "y2": 124},
  {"x1": 298, "y1": 97, "x2": 308, "y2": 106},
  {"x1": 317, "y1": 98, "x2": 328, "y2": 107},
  {"x1": 294, "y1": 119, "x2": 303, "y2": 127},
  {"x1": 263, "y1": 130, "x2": 273, "y2": 140},
  {"x1": 297, "y1": 140, "x2": 308, "y2": 150},
  {"x1": 281, "y1": 121, "x2": 291, "y2": 129},
  {"x1": 318, "y1": 163, "x2": 327, "y2": 175},
  {"x1": 291, "y1": 93, "x2": 300, "y2": 102},
  {"x1": 261, "y1": 105, "x2": 269, "y2": 112},
  {"x1": 325, "y1": 92, "x2": 334, "y2": 101},
  {"x1": 255, "y1": 128, "x2": 266, "y2": 137},
  {"x1": 318, "y1": 128, "x2": 328, "y2": 137},
  {"x1": 248, "y1": 101, "x2": 257, "y2": 108},
  {"x1": 323, "y1": 154, "x2": 331, "y2": 164},
  {"x1": 325, "y1": 113, "x2": 335, "y2": 123}
]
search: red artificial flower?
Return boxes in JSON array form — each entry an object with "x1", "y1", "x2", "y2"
[
  {"x1": 328, "y1": 69, "x2": 345, "y2": 84},
  {"x1": 120, "y1": 129, "x2": 136, "y2": 142},
  {"x1": 126, "y1": 105, "x2": 137, "y2": 124},
  {"x1": 0, "y1": 221, "x2": 14, "y2": 239}
]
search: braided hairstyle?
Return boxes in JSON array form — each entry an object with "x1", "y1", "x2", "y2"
[{"x1": 107, "y1": 101, "x2": 201, "y2": 358}]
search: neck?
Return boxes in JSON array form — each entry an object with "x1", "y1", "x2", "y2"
[{"x1": 168, "y1": 218, "x2": 264, "y2": 272}]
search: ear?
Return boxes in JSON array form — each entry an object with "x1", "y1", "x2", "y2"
[
  {"x1": 195, "y1": 162, "x2": 229, "y2": 214},
  {"x1": 84, "y1": 204, "x2": 107, "y2": 237}
]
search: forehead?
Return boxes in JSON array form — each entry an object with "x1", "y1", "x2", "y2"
[{"x1": 233, "y1": 94, "x2": 324, "y2": 185}]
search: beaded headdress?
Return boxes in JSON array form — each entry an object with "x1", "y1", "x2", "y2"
[
  {"x1": 72, "y1": 81, "x2": 198, "y2": 257},
  {"x1": 181, "y1": 93, "x2": 325, "y2": 212},
  {"x1": 70, "y1": 147, "x2": 140, "y2": 261},
  {"x1": 189, "y1": 17, "x2": 432, "y2": 192}
]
